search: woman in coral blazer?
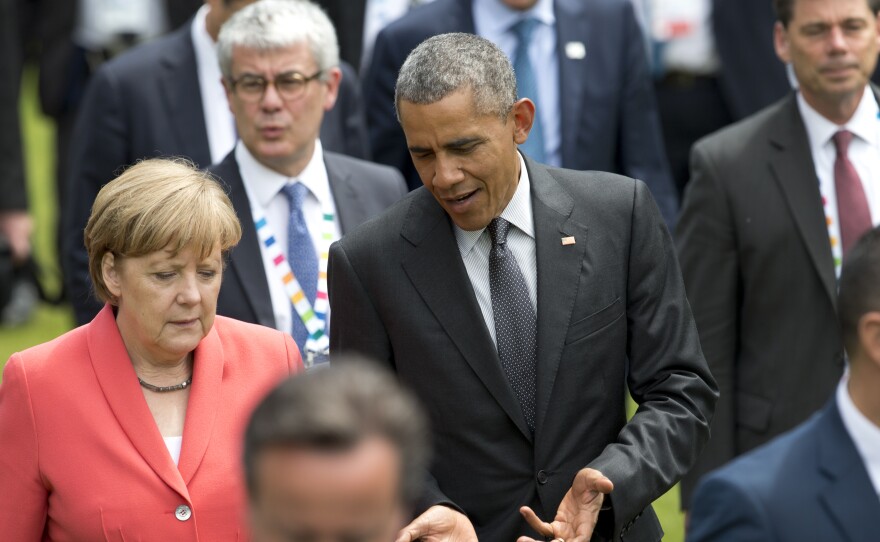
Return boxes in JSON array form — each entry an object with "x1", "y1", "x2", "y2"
[{"x1": 0, "y1": 159, "x2": 303, "y2": 540}]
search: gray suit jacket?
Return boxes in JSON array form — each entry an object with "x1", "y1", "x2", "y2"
[
  {"x1": 212, "y1": 150, "x2": 406, "y2": 328},
  {"x1": 676, "y1": 91, "x2": 848, "y2": 505},
  {"x1": 63, "y1": 21, "x2": 372, "y2": 324},
  {"x1": 329, "y1": 156, "x2": 717, "y2": 541}
]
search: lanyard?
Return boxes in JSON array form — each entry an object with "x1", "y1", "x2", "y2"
[{"x1": 253, "y1": 210, "x2": 335, "y2": 366}]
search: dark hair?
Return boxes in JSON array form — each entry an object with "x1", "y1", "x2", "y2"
[
  {"x1": 243, "y1": 358, "x2": 431, "y2": 505},
  {"x1": 774, "y1": 0, "x2": 880, "y2": 26},
  {"x1": 838, "y1": 226, "x2": 880, "y2": 358}
]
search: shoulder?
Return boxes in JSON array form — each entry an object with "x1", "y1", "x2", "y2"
[
  {"x1": 93, "y1": 26, "x2": 191, "y2": 83},
  {"x1": 693, "y1": 94, "x2": 794, "y2": 160},
  {"x1": 333, "y1": 189, "x2": 423, "y2": 252},
  {"x1": 211, "y1": 316, "x2": 291, "y2": 353},
  {"x1": 376, "y1": 0, "x2": 461, "y2": 47},
  {"x1": 540, "y1": 163, "x2": 646, "y2": 218},
  {"x1": 324, "y1": 152, "x2": 404, "y2": 185},
  {"x1": 4, "y1": 325, "x2": 91, "y2": 383}
]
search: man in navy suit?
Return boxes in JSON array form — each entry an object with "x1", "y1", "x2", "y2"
[
  {"x1": 688, "y1": 225, "x2": 880, "y2": 542},
  {"x1": 363, "y1": 0, "x2": 679, "y2": 227},
  {"x1": 63, "y1": 0, "x2": 372, "y2": 325}
]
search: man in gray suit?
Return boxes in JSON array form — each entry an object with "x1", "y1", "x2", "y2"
[
  {"x1": 676, "y1": 0, "x2": 880, "y2": 509},
  {"x1": 329, "y1": 33, "x2": 717, "y2": 541},
  {"x1": 211, "y1": 0, "x2": 406, "y2": 365}
]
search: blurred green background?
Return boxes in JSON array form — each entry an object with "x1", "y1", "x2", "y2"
[{"x1": 0, "y1": 66, "x2": 685, "y2": 542}]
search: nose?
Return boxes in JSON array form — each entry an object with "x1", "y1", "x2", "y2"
[
  {"x1": 176, "y1": 273, "x2": 202, "y2": 306},
  {"x1": 261, "y1": 80, "x2": 284, "y2": 110},
  {"x1": 432, "y1": 155, "x2": 465, "y2": 190},
  {"x1": 827, "y1": 26, "x2": 847, "y2": 52}
]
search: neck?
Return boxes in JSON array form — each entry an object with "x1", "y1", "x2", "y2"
[
  {"x1": 847, "y1": 365, "x2": 880, "y2": 428},
  {"x1": 204, "y1": 7, "x2": 221, "y2": 42},
  {"x1": 804, "y1": 87, "x2": 866, "y2": 125}
]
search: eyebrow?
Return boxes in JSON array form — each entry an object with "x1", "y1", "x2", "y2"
[{"x1": 408, "y1": 136, "x2": 484, "y2": 154}]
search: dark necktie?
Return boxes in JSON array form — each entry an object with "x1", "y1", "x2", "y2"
[
  {"x1": 511, "y1": 17, "x2": 545, "y2": 163},
  {"x1": 833, "y1": 130, "x2": 872, "y2": 255},
  {"x1": 281, "y1": 182, "x2": 318, "y2": 351},
  {"x1": 488, "y1": 217, "x2": 537, "y2": 432}
]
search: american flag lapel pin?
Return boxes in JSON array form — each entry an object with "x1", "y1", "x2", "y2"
[{"x1": 561, "y1": 236, "x2": 576, "y2": 246}]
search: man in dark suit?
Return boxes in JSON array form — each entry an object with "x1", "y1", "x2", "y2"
[
  {"x1": 329, "y1": 33, "x2": 717, "y2": 541},
  {"x1": 63, "y1": 0, "x2": 373, "y2": 325},
  {"x1": 362, "y1": 0, "x2": 678, "y2": 227},
  {"x1": 688, "y1": 225, "x2": 880, "y2": 542},
  {"x1": 676, "y1": 0, "x2": 880, "y2": 509},
  {"x1": 211, "y1": 0, "x2": 405, "y2": 365}
]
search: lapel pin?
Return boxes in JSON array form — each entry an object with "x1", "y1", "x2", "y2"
[
  {"x1": 565, "y1": 42, "x2": 586, "y2": 60},
  {"x1": 561, "y1": 236, "x2": 576, "y2": 246}
]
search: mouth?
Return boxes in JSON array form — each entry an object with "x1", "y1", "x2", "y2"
[
  {"x1": 170, "y1": 319, "x2": 198, "y2": 328},
  {"x1": 443, "y1": 189, "x2": 478, "y2": 206},
  {"x1": 259, "y1": 125, "x2": 285, "y2": 138}
]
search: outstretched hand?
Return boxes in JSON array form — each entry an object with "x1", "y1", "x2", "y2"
[
  {"x1": 395, "y1": 505, "x2": 478, "y2": 542},
  {"x1": 517, "y1": 468, "x2": 614, "y2": 542}
]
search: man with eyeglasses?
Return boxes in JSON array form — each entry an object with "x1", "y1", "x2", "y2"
[{"x1": 210, "y1": 0, "x2": 406, "y2": 366}]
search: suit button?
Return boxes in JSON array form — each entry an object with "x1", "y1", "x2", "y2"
[
  {"x1": 175, "y1": 504, "x2": 192, "y2": 521},
  {"x1": 536, "y1": 470, "x2": 549, "y2": 484}
]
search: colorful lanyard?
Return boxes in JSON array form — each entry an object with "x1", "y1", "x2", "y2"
[
  {"x1": 819, "y1": 191, "x2": 844, "y2": 279},
  {"x1": 253, "y1": 209, "x2": 335, "y2": 365}
]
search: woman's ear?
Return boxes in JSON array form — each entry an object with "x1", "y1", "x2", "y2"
[{"x1": 102, "y1": 252, "x2": 122, "y2": 299}]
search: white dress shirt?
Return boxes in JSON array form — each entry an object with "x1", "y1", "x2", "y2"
[
  {"x1": 836, "y1": 375, "x2": 880, "y2": 498},
  {"x1": 455, "y1": 152, "x2": 537, "y2": 346},
  {"x1": 473, "y1": 0, "x2": 560, "y2": 167},
  {"x1": 192, "y1": 5, "x2": 238, "y2": 165},
  {"x1": 235, "y1": 140, "x2": 342, "y2": 333},
  {"x1": 798, "y1": 89, "x2": 880, "y2": 274}
]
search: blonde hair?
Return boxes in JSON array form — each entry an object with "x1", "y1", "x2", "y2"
[{"x1": 85, "y1": 158, "x2": 242, "y2": 304}]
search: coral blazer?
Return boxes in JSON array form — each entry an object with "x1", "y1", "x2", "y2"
[{"x1": 0, "y1": 305, "x2": 303, "y2": 541}]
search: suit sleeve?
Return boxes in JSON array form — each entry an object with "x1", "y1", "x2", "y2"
[
  {"x1": 687, "y1": 472, "x2": 771, "y2": 542},
  {"x1": 362, "y1": 28, "x2": 420, "y2": 190},
  {"x1": 616, "y1": 0, "x2": 679, "y2": 229},
  {"x1": 63, "y1": 64, "x2": 128, "y2": 325},
  {"x1": 675, "y1": 141, "x2": 739, "y2": 507},
  {"x1": 0, "y1": 355, "x2": 49, "y2": 537},
  {"x1": 587, "y1": 180, "x2": 718, "y2": 537}
]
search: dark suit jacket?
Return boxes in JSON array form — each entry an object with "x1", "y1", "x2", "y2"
[
  {"x1": 688, "y1": 397, "x2": 879, "y2": 542},
  {"x1": 63, "y1": 21, "x2": 372, "y2": 325},
  {"x1": 314, "y1": 0, "x2": 367, "y2": 73},
  {"x1": 363, "y1": 0, "x2": 678, "y2": 225},
  {"x1": 328, "y1": 156, "x2": 717, "y2": 541},
  {"x1": 212, "y1": 150, "x2": 407, "y2": 328},
  {"x1": 676, "y1": 91, "x2": 848, "y2": 505},
  {"x1": 0, "y1": 0, "x2": 26, "y2": 212}
]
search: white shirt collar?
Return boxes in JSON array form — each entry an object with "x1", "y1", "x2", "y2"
[
  {"x1": 797, "y1": 87, "x2": 879, "y2": 150},
  {"x1": 191, "y1": 5, "x2": 218, "y2": 78},
  {"x1": 234, "y1": 139, "x2": 329, "y2": 207},
  {"x1": 455, "y1": 151, "x2": 535, "y2": 256},
  {"x1": 836, "y1": 373, "x2": 880, "y2": 497},
  {"x1": 473, "y1": 0, "x2": 555, "y2": 37}
]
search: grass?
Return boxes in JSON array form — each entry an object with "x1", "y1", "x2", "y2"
[{"x1": 0, "y1": 65, "x2": 685, "y2": 542}]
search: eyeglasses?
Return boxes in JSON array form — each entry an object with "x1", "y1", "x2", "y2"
[{"x1": 228, "y1": 70, "x2": 323, "y2": 103}]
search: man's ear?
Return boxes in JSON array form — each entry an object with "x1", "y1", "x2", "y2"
[
  {"x1": 322, "y1": 66, "x2": 343, "y2": 112},
  {"x1": 773, "y1": 21, "x2": 791, "y2": 64},
  {"x1": 858, "y1": 312, "x2": 880, "y2": 368},
  {"x1": 511, "y1": 98, "x2": 536, "y2": 145},
  {"x1": 102, "y1": 252, "x2": 122, "y2": 299}
]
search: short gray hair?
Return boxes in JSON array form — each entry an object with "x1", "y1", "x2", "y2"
[
  {"x1": 244, "y1": 358, "x2": 431, "y2": 506},
  {"x1": 217, "y1": 0, "x2": 339, "y2": 80},
  {"x1": 395, "y1": 33, "x2": 517, "y2": 122}
]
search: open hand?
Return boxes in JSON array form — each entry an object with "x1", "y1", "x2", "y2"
[{"x1": 395, "y1": 505, "x2": 478, "y2": 542}]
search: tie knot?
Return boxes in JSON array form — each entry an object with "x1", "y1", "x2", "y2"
[
  {"x1": 281, "y1": 182, "x2": 309, "y2": 209},
  {"x1": 833, "y1": 130, "x2": 854, "y2": 156},
  {"x1": 488, "y1": 217, "x2": 511, "y2": 246},
  {"x1": 511, "y1": 17, "x2": 540, "y2": 44}
]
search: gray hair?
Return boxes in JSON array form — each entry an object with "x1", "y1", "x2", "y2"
[
  {"x1": 217, "y1": 0, "x2": 339, "y2": 80},
  {"x1": 395, "y1": 32, "x2": 518, "y2": 122},
  {"x1": 244, "y1": 358, "x2": 431, "y2": 506}
]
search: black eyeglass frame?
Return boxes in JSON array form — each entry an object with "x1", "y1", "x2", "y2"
[{"x1": 227, "y1": 70, "x2": 324, "y2": 102}]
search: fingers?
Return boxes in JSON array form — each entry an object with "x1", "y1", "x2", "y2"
[
  {"x1": 519, "y1": 506, "x2": 554, "y2": 537},
  {"x1": 576, "y1": 468, "x2": 614, "y2": 494},
  {"x1": 395, "y1": 505, "x2": 477, "y2": 542}
]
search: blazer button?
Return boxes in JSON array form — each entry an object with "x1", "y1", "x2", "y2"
[
  {"x1": 536, "y1": 470, "x2": 549, "y2": 484},
  {"x1": 175, "y1": 504, "x2": 192, "y2": 521}
]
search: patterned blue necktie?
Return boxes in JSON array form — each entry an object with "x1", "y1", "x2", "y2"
[
  {"x1": 511, "y1": 17, "x2": 546, "y2": 163},
  {"x1": 488, "y1": 217, "x2": 538, "y2": 432},
  {"x1": 281, "y1": 182, "x2": 318, "y2": 352}
]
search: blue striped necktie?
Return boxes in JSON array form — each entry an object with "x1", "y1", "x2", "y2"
[{"x1": 281, "y1": 182, "x2": 318, "y2": 352}]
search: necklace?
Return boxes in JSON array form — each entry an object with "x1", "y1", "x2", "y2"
[{"x1": 138, "y1": 375, "x2": 193, "y2": 393}]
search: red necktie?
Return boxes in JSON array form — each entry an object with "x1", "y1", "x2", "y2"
[{"x1": 832, "y1": 130, "x2": 872, "y2": 255}]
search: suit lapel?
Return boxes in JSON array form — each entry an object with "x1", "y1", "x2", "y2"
[
  {"x1": 156, "y1": 26, "x2": 212, "y2": 167},
  {"x1": 87, "y1": 306, "x2": 189, "y2": 499},
  {"x1": 400, "y1": 190, "x2": 533, "y2": 442},
  {"x1": 817, "y1": 399, "x2": 880, "y2": 540},
  {"x1": 325, "y1": 154, "x2": 363, "y2": 234},
  {"x1": 177, "y1": 324, "x2": 224, "y2": 485},
  {"x1": 221, "y1": 153, "x2": 277, "y2": 328},
  {"x1": 528, "y1": 160, "x2": 588, "y2": 433},
  {"x1": 555, "y1": 0, "x2": 588, "y2": 167},
  {"x1": 767, "y1": 94, "x2": 837, "y2": 309}
]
